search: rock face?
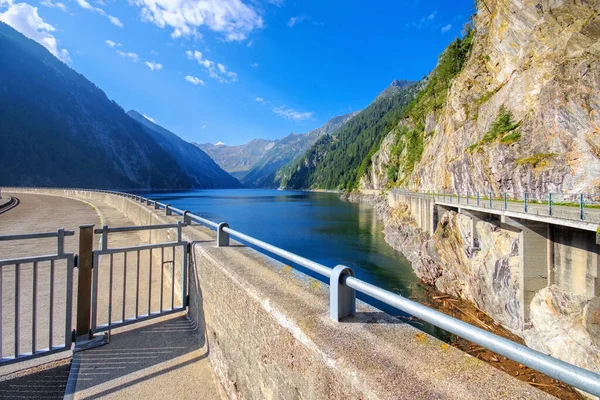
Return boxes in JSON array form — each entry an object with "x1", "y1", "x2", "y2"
[
  {"x1": 524, "y1": 286, "x2": 600, "y2": 376},
  {"x1": 363, "y1": 0, "x2": 600, "y2": 194}
]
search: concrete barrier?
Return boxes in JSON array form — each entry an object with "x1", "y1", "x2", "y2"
[{"x1": 4, "y1": 188, "x2": 552, "y2": 399}]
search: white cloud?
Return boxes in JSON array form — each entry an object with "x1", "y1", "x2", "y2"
[
  {"x1": 41, "y1": 0, "x2": 67, "y2": 12},
  {"x1": 251, "y1": 62, "x2": 258, "y2": 68},
  {"x1": 130, "y1": 0, "x2": 263, "y2": 41},
  {"x1": 201, "y1": 124, "x2": 206, "y2": 129},
  {"x1": 105, "y1": 39, "x2": 122, "y2": 47},
  {"x1": 108, "y1": 15, "x2": 123, "y2": 27},
  {"x1": 404, "y1": 10, "x2": 438, "y2": 30},
  {"x1": 145, "y1": 61, "x2": 162, "y2": 70},
  {"x1": 186, "y1": 50, "x2": 237, "y2": 83},
  {"x1": 215, "y1": 141, "x2": 225, "y2": 145},
  {"x1": 150, "y1": 49, "x2": 158, "y2": 55},
  {"x1": 272, "y1": 105, "x2": 313, "y2": 122},
  {"x1": 255, "y1": 96, "x2": 313, "y2": 122},
  {"x1": 266, "y1": 0, "x2": 283, "y2": 6},
  {"x1": 74, "y1": 0, "x2": 123, "y2": 27},
  {"x1": 143, "y1": 114, "x2": 155, "y2": 122},
  {"x1": 185, "y1": 75, "x2": 205, "y2": 85},
  {"x1": 246, "y1": 39, "x2": 254, "y2": 47},
  {"x1": 117, "y1": 50, "x2": 139, "y2": 62},
  {"x1": 287, "y1": 16, "x2": 304, "y2": 27},
  {"x1": 0, "y1": 2, "x2": 70, "y2": 62},
  {"x1": 441, "y1": 24, "x2": 452, "y2": 33}
]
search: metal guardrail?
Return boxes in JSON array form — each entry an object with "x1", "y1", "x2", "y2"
[
  {"x1": 2, "y1": 187, "x2": 600, "y2": 396},
  {"x1": 0, "y1": 229, "x2": 75, "y2": 365},
  {"x1": 390, "y1": 189, "x2": 600, "y2": 224}
]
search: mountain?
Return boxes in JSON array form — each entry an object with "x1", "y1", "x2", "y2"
[
  {"x1": 127, "y1": 111, "x2": 241, "y2": 188},
  {"x1": 197, "y1": 139, "x2": 276, "y2": 180},
  {"x1": 198, "y1": 111, "x2": 356, "y2": 187},
  {"x1": 282, "y1": 80, "x2": 419, "y2": 190},
  {"x1": 359, "y1": 0, "x2": 600, "y2": 195},
  {"x1": 0, "y1": 22, "x2": 237, "y2": 190}
]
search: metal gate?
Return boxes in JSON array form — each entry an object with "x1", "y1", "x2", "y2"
[
  {"x1": 0, "y1": 230, "x2": 75, "y2": 365},
  {"x1": 90, "y1": 222, "x2": 188, "y2": 333}
]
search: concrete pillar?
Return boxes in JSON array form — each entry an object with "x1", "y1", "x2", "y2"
[
  {"x1": 503, "y1": 217, "x2": 549, "y2": 323},
  {"x1": 547, "y1": 224, "x2": 555, "y2": 286}
]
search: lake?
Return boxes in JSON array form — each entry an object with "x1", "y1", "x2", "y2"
[{"x1": 143, "y1": 189, "x2": 446, "y2": 337}]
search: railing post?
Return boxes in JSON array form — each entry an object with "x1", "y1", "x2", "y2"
[
  {"x1": 146, "y1": 198, "x2": 151, "y2": 206},
  {"x1": 548, "y1": 193, "x2": 552, "y2": 216},
  {"x1": 76, "y1": 225, "x2": 94, "y2": 337},
  {"x1": 580, "y1": 194, "x2": 584, "y2": 220},
  {"x1": 457, "y1": 191, "x2": 460, "y2": 204},
  {"x1": 183, "y1": 210, "x2": 192, "y2": 225},
  {"x1": 476, "y1": 192, "x2": 480, "y2": 206},
  {"x1": 165, "y1": 204, "x2": 172, "y2": 216},
  {"x1": 154, "y1": 201, "x2": 160, "y2": 210},
  {"x1": 504, "y1": 192, "x2": 507, "y2": 210},
  {"x1": 57, "y1": 228, "x2": 65, "y2": 256},
  {"x1": 330, "y1": 265, "x2": 356, "y2": 322},
  {"x1": 101, "y1": 225, "x2": 108, "y2": 251},
  {"x1": 524, "y1": 192, "x2": 528, "y2": 213},
  {"x1": 177, "y1": 221, "x2": 183, "y2": 242},
  {"x1": 217, "y1": 223, "x2": 230, "y2": 247}
]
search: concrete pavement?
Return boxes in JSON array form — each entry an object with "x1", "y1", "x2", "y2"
[{"x1": 0, "y1": 193, "x2": 223, "y2": 399}]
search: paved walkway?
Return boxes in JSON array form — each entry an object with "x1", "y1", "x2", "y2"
[{"x1": 0, "y1": 193, "x2": 223, "y2": 399}]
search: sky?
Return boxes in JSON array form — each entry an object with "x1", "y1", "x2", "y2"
[{"x1": 0, "y1": 0, "x2": 475, "y2": 146}]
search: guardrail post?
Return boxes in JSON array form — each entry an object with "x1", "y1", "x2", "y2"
[
  {"x1": 580, "y1": 194, "x2": 584, "y2": 220},
  {"x1": 146, "y1": 198, "x2": 151, "y2": 206},
  {"x1": 524, "y1": 192, "x2": 528, "y2": 213},
  {"x1": 330, "y1": 265, "x2": 356, "y2": 321},
  {"x1": 183, "y1": 210, "x2": 192, "y2": 225},
  {"x1": 476, "y1": 192, "x2": 480, "y2": 206},
  {"x1": 217, "y1": 223, "x2": 229, "y2": 247},
  {"x1": 154, "y1": 201, "x2": 160, "y2": 210},
  {"x1": 76, "y1": 225, "x2": 94, "y2": 337},
  {"x1": 548, "y1": 193, "x2": 552, "y2": 216},
  {"x1": 504, "y1": 192, "x2": 507, "y2": 210},
  {"x1": 165, "y1": 204, "x2": 172, "y2": 216}
]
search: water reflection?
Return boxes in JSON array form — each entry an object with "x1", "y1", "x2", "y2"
[{"x1": 143, "y1": 189, "x2": 442, "y2": 337}]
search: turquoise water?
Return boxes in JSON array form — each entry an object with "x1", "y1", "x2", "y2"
[{"x1": 143, "y1": 189, "x2": 445, "y2": 337}]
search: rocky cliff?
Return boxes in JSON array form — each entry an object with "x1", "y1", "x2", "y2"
[{"x1": 362, "y1": 0, "x2": 600, "y2": 195}]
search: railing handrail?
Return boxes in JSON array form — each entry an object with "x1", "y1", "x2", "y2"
[
  {"x1": 93, "y1": 224, "x2": 178, "y2": 234},
  {"x1": 2, "y1": 186, "x2": 600, "y2": 396},
  {"x1": 0, "y1": 230, "x2": 75, "y2": 241}
]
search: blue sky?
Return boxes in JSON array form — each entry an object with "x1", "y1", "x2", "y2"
[{"x1": 0, "y1": 0, "x2": 475, "y2": 145}]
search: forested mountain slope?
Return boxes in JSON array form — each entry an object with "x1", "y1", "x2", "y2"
[
  {"x1": 0, "y1": 22, "x2": 236, "y2": 190},
  {"x1": 283, "y1": 80, "x2": 419, "y2": 190}
]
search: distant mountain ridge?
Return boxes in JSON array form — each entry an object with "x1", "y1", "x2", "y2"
[
  {"x1": 127, "y1": 111, "x2": 241, "y2": 188},
  {"x1": 0, "y1": 22, "x2": 237, "y2": 190},
  {"x1": 198, "y1": 111, "x2": 357, "y2": 187}
]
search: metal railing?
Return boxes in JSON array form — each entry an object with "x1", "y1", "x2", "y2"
[
  {"x1": 3, "y1": 187, "x2": 600, "y2": 396},
  {"x1": 0, "y1": 229, "x2": 75, "y2": 365},
  {"x1": 90, "y1": 222, "x2": 188, "y2": 333},
  {"x1": 391, "y1": 189, "x2": 600, "y2": 224}
]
